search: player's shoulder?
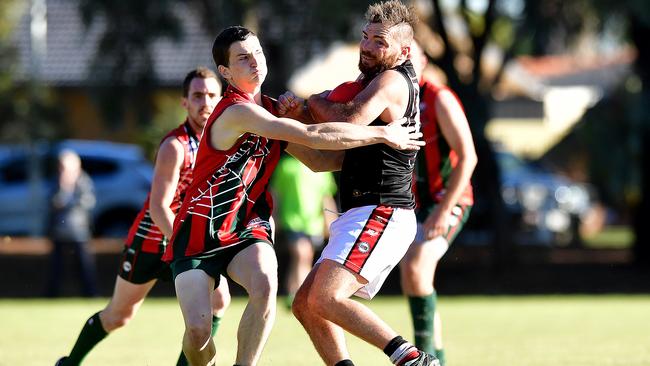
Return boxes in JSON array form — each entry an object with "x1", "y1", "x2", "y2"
[
  {"x1": 157, "y1": 136, "x2": 185, "y2": 161},
  {"x1": 367, "y1": 69, "x2": 410, "y2": 96}
]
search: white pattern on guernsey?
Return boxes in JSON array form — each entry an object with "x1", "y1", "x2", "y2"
[{"x1": 182, "y1": 135, "x2": 269, "y2": 223}]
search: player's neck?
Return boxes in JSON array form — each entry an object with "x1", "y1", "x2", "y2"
[
  {"x1": 229, "y1": 83, "x2": 263, "y2": 105},
  {"x1": 186, "y1": 118, "x2": 204, "y2": 137}
]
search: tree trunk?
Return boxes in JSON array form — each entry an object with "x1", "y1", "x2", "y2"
[{"x1": 630, "y1": 15, "x2": 650, "y2": 266}]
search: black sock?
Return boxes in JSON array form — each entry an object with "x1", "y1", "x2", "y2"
[
  {"x1": 334, "y1": 360, "x2": 355, "y2": 366},
  {"x1": 383, "y1": 335, "x2": 408, "y2": 356},
  {"x1": 66, "y1": 312, "x2": 108, "y2": 365}
]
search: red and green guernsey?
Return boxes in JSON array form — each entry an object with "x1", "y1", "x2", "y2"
[
  {"x1": 414, "y1": 80, "x2": 474, "y2": 221},
  {"x1": 163, "y1": 85, "x2": 285, "y2": 263}
]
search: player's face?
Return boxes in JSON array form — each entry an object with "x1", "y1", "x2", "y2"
[
  {"x1": 182, "y1": 77, "x2": 221, "y2": 130},
  {"x1": 223, "y1": 36, "x2": 267, "y2": 92},
  {"x1": 358, "y1": 22, "x2": 402, "y2": 78}
]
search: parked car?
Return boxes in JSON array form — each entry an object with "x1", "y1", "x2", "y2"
[
  {"x1": 0, "y1": 140, "x2": 153, "y2": 237},
  {"x1": 458, "y1": 149, "x2": 592, "y2": 247}
]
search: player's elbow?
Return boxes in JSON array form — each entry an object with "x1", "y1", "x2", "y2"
[{"x1": 465, "y1": 150, "x2": 478, "y2": 170}]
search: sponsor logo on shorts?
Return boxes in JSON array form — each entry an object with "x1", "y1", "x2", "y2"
[
  {"x1": 357, "y1": 241, "x2": 370, "y2": 253},
  {"x1": 122, "y1": 261, "x2": 132, "y2": 272},
  {"x1": 366, "y1": 229, "x2": 378, "y2": 237}
]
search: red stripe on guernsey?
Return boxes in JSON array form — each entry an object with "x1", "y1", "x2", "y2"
[
  {"x1": 419, "y1": 80, "x2": 473, "y2": 206},
  {"x1": 344, "y1": 206, "x2": 395, "y2": 273}
]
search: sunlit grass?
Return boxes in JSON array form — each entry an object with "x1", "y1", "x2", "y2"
[{"x1": 1, "y1": 295, "x2": 649, "y2": 365}]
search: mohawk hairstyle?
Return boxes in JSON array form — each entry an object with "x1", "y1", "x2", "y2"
[{"x1": 365, "y1": 0, "x2": 418, "y2": 30}]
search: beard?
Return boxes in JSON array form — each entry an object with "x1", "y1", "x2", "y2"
[{"x1": 358, "y1": 51, "x2": 400, "y2": 80}]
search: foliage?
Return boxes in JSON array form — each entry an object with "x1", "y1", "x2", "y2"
[
  {"x1": 0, "y1": 0, "x2": 63, "y2": 143},
  {"x1": 78, "y1": 0, "x2": 183, "y2": 130}
]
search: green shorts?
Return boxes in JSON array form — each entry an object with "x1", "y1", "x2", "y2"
[
  {"x1": 118, "y1": 246, "x2": 172, "y2": 284},
  {"x1": 170, "y1": 241, "x2": 270, "y2": 285},
  {"x1": 415, "y1": 204, "x2": 472, "y2": 244}
]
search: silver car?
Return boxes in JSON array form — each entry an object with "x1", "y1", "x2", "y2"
[{"x1": 0, "y1": 140, "x2": 152, "y2": 237}]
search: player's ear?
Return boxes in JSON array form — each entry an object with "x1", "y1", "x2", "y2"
[
  {"x1": 181, "y1": 96, "x2": 189, "y2": 109},
  {"x1": 401, "y1": 45, "x2": 410, "y2": 59},
  {"x1": 218, "y1": 65, "x2": 231, "y2": 82}
]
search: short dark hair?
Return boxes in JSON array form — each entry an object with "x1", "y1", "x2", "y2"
[
  {"x1": 212, "y1": 26, "x2": 256, "y2": 68},
  {"x1": 182, "y1": 66, "x2": 218, "y2": 97}
]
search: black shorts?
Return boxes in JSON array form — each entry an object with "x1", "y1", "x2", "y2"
[{"x1": 118, "y1": 246, "x2": 172, "y2": 284}]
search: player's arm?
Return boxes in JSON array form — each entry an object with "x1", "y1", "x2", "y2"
[
  {"x1": 212, "y1": 102, "x2": 423, "y2": 152},
  {"x1": 284, "y1": 143, "x2": 345, "y2": 172},
  {"x1": 306, "y1": 70, "x2": 408, "y2": 125},
  {"x1": 148, "y1": 137, "x2": 184, "y2": 238},
  {"x1": 424, "y1": 89, "x2": 477, "y2": 239}
]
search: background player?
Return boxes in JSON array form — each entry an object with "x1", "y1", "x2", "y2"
[
  {"x1": 399, "y1": 40, "x2": 477, "y2": 366},
  {"x1": 56, "y1": 67, "x2": 230, "y2": 366},
  {"x1": 270, "y1": 154, "x2": 338, "y2": 308}
]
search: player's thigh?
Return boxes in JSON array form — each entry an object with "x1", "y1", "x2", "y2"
[
  {"x1": 226, "y1": 242, "x2": 278, "y2": 293},
  {"x1": 105, "y1": 276, "x2": 156, "y2": 314},
  {"x1": 311, "y1": 259, "x2": 366, "y2": 300},
  {"x1": 175, "y1": 269, "x2": 215, "y2": 325}
]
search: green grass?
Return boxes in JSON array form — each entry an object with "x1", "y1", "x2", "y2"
[{"x1": 1, "y1": 295, "x2": 649, "y2": 365}]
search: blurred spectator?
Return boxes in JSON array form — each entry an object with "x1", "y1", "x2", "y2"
[
  {"x1": 270, "y1": 154, "x2": 337, "y2": 308},
  {"x1": 44, "y1": 149, "x2": 97, "y2": 297}
]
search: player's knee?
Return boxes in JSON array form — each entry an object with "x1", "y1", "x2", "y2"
[
  {"x1": 247, "y1": 272, "x2": 277, "y2": 304},
  {"x1": 291, "y1": 288, "x2": 309, "y2": 320},
  {"x1": 102, "y1": 307, "x2": 136, "y2": 331},
  {"x1": 185, "y1": 320, "x2": 212, "y2": 348},
  {"x1": 212, "y1": 289, "x2": 231, "y2": 313},
  {"x1": 306, "y1": 290, "x2": 337, "y2": 317},
  {"x1": 401, "y1": 258, "x2": 420, "y2": 283}
]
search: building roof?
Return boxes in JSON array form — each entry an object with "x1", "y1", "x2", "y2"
[{"x1": 11, "y1": 0, "x2": 215, "y2": 86}]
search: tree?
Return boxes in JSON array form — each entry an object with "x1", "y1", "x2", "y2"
[
  {"x1": 0, "y1": 0, "x2": 62, "y2": 142},
  {"x1": 78, "y1": 0, "x2": 182, "y2": 130}
]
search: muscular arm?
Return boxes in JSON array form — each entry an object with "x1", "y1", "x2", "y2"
[
  {"x1": 148, "y1": 137, "x2": 184, "y2": 238},
  {"x1": 307, "y1": 70, "x2": 408, "y2": 125},
  {"x1": 211, "y1": 102, "x2": 422, "y2": 152},
  {"x1": 285, "y1": 143, "x2": 345, "y2": 172},
  {"x1": 433, "y1": 89, "x2": 477, "y2": 215}
]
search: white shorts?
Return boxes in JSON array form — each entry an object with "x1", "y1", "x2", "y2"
[{"x1": 317, "y1": 205, "x2": 416, "y2": 299}]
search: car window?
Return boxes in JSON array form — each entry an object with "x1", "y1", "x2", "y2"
[
  {"x1": 0, "y1": 158, "x2": 28, "y2": 183},
  {"x1": 81, "y1": 157, "x2": 119, "y2": 177}
]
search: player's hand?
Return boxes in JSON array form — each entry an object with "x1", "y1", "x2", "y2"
[
  {"x1": 383, "y1": 119, "x2": 424, "y2": 150},
  {"x1": 277, "y1": 91, "x2": 305, "y2": 118},
  {"x1": 423, "y1": 206, "x2": 450, "y2": 240},
  {"x1": 307, "y1": 90, "x2": 331, "y2": 104}
]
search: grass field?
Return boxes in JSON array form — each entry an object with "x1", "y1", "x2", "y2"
[{"x1": 1, "y1": 295, "x2": 649, "y2": 366}]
